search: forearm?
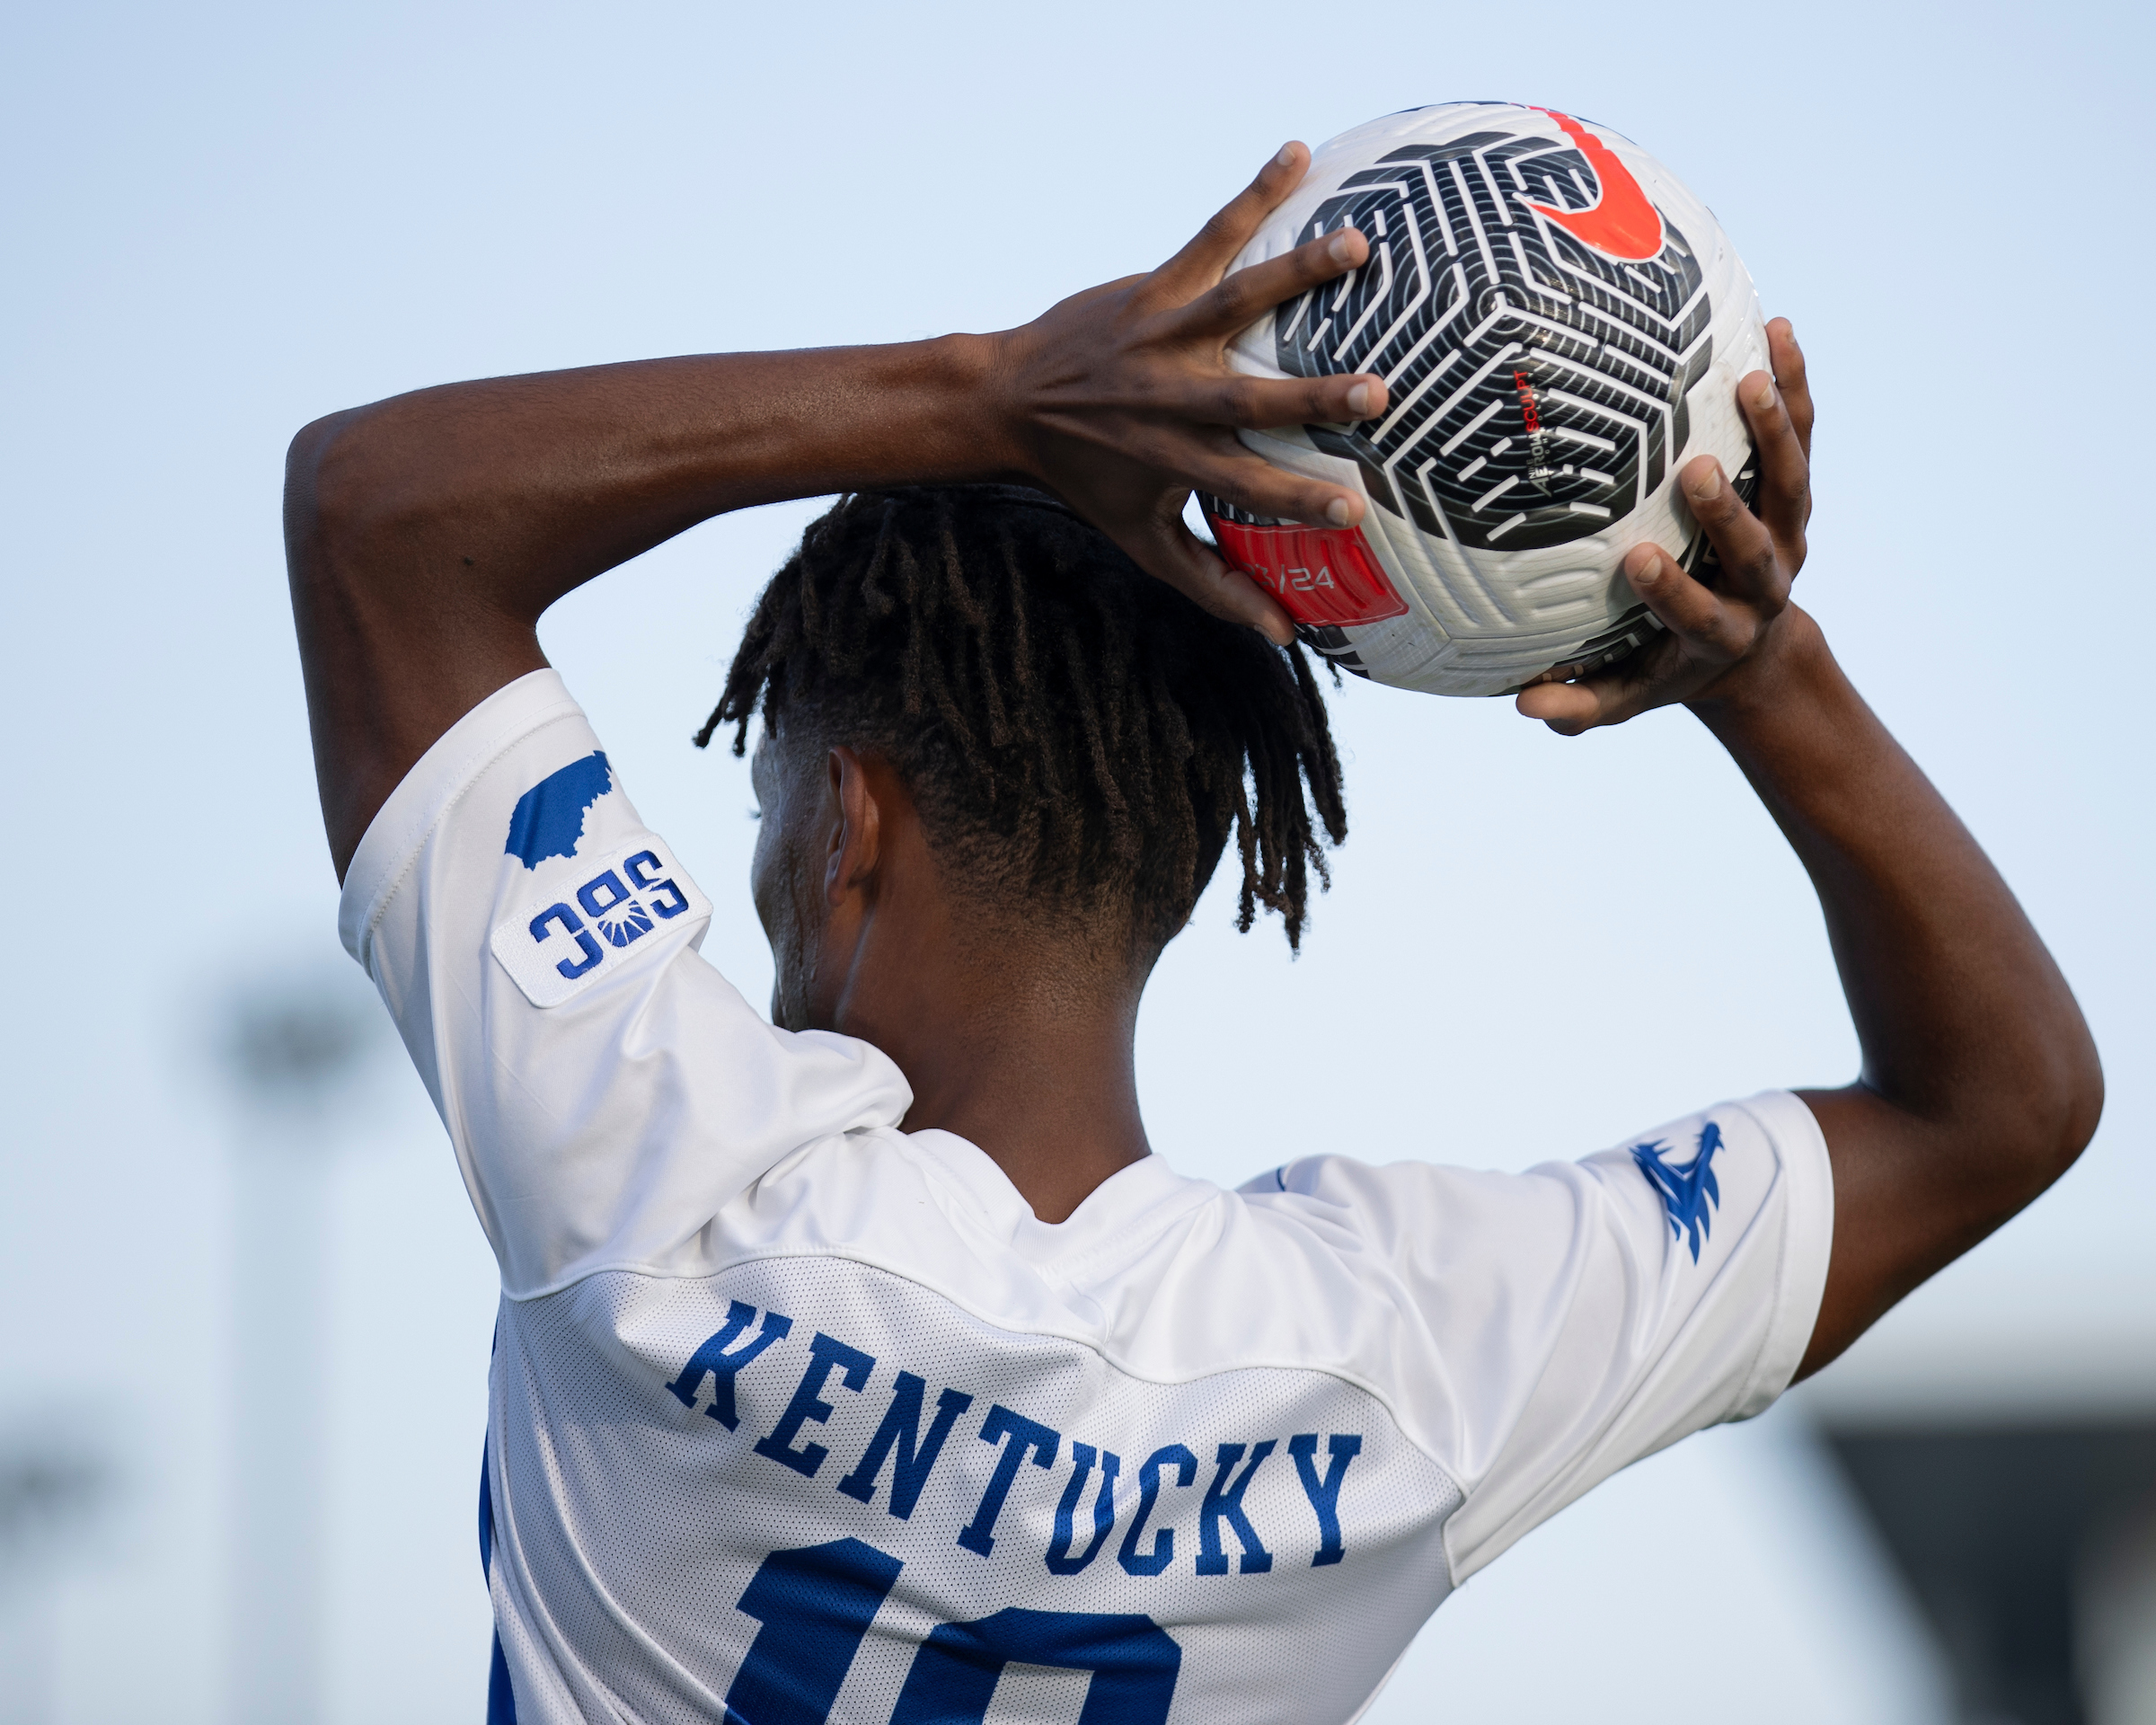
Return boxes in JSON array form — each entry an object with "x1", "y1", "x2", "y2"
[
  {"x1": 287, "y1": 148, "x2": 1392, "y2": 878},
  {"x1": 1692, "y1": 610, "x2": 2101, "y2": 1348},
  {"x1": 1520, "y1": 321, "x2": 2099, "y2": 1370},
  {"x1": 1696, "y1": 612, "x2": 2090, "y2": 1128},
  {"x1": 287, "y1": 336, "x2": 1009, "y2": 872},
  {"x1": 291, "y1": 338, "x2": 1011, "y2": 618}
]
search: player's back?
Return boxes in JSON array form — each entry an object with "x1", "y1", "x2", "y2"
[
  {"x1": 346, "y1": 669, "x2": 1829, "y2": 1725},
  {"x1": 491, "y1": 1131, "x2": 1460, "y2": 1722}
]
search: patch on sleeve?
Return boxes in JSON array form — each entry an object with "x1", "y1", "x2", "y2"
[
  {"x1": 505, "y1": 751, "x2": 614, "y2": 867},
  {"x1": 490, "y1": 835, "x2": 711, "y2": 1007},
  {"x1": 1630, "y1": 1121, "x2": 1725, "y2": 1262}
]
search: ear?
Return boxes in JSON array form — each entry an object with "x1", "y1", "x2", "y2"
[{"x1": 822, "y1": 746, "x2": 884, "y2": 907}]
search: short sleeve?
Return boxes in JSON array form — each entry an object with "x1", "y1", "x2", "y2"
[
  {"x1": 338, "y1": 669, "x2": 913, "y2": 1298},
  {"x1": 1260, "y1": 1092, "x2": 1832, "y2": 1582}
]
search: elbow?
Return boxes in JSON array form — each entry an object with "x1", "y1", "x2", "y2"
[
  {"x1": 1889, "y1": 1001, "x2": 2107, "y2": 1232},
  {"x1": 285, "y1": 391, "x2": 471, "y2": 593},
  {"x1": 2046, "y1": 1025, "x2": 2105, "y2": 1175},
  {"x1": 283, "y1": 406, "x2": 375, "y2": 575},
  {"x1": 1993, "y1": 1013, "x2": 2105, "y2": 1204}
]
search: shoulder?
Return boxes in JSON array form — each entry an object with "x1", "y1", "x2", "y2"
[{"x1": 1245, "y1": 1091, "x2": 1826, "y2": 1259}]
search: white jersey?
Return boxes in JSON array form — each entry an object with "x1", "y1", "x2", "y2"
[{"x1": 340, "y1": 668, "x2": 1833, "y2": 1725}]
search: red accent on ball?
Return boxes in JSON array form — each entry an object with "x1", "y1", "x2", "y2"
[{"x1": 1206, "y1": 518, "x2": 1409, "y2": 629}]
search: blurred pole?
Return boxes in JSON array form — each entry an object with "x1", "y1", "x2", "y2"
[
  {"x1": 222, "y1": 980, "x2": 376, "y2": 1725},
  {"x1": 0, "y1": 1432, "x2": 113, "y2": 1725}
]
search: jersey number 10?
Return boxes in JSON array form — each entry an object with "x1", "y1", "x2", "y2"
[{"x1": 729, "y1": 1535, "x2": 1180, "y2": 1725}]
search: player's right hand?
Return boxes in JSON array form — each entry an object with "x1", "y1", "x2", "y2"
[
  {"x1": 1515, "y1": 318, "x2": 1816, "y2": 732},
  {"x1": 987, "y1": 145, "x2": 1389, "y2": 643}
]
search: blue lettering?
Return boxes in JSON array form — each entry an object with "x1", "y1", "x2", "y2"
[
  {"x1": 1196, "y1": 1441, "x2": 1276, "y2": 1575},
  {"x1": 576, "y1": 870, "x2": 632, "y2": 918},
  {"x1": 528, "y1": 902, "x2": 603, "y2": 979},
  {"x1": 663, "y1": 1302, "x2": 793, "y2": 1430},
  {"x1": 956, "y1": 1405, "x2": 1057, "y2": 1559},
  {"x1": 755, "y1": 1333, "x2": 876, "y2": 1479},
  {"x1": 577, "y1": 869, "x2": 651, "y2": 948},
  {"x1": 1116, "y1": 1445, "x2": 1196, "y2": 1578},
  {"x1": 727, "y1": 1537, "x2": 902, "y2": 1725},
  {"x1": 1288, "y1": 1432, "x2": 1362, "y2": 1567},
  {"x1": 1045, "y1": 1443, "x2": 1120, "y2": 1577},
  {"x1": 889, "y1": 1606, "x2": 1180, "y2": 1725},
  {"x1": 624, "y1": 850, "x2": 690, "y2": 918},
  {"x1": 835, "y1": 1373, "x2": 973, "y2": 1520}
]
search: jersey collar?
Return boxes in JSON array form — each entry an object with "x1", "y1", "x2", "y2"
[{"x1": 903, "y1": 1129, "x2": 1217, "y2": 1279}]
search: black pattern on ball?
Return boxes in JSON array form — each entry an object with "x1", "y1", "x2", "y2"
[{"x1": 1273, "y1": 130, "x2": 1719, "y2": 554}]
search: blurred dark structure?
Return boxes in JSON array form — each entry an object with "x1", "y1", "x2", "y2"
[
  {"x1": 0, "y1": 1419, "x2": 117, "y2": 1725},
  {"x1": 221, "y1": 966, "x2": 384, "y2": 1725},
  {"x1": 0, "y1": 1439, "x2": 110, "y2": 1576},
  {"x1": 1822, "y1": 1420, "x2": 2156, "y2": 1725}
]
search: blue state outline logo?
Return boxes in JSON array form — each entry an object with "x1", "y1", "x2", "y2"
[{"x1": 505, "y1": 750, "x2": 614, "y2": 868}]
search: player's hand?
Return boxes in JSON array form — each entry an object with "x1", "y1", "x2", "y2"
[
  {"x1": 989, "y1": 144, "x2": 1388, "y2": 644},
  {"x1": 1515, "y1": 319, "x2": 1815, "y2": 733}
]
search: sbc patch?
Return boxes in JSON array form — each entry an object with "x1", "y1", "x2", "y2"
[{"x1": 490, "y1": 835, "x2": 710, "y2": 1008}]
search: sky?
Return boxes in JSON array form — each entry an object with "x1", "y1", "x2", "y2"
[{"x1": 1, "y1": 0, "x2": 2150, "y2": 1720}]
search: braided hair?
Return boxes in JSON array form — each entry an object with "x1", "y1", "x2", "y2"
[{"x1": 697, "y1": 485, "x2": 1348, "y2": 952}]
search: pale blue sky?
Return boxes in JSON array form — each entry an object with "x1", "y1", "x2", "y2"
[{"x1": 2, "y1": 2, "x2": 2149, "y2": 1719}]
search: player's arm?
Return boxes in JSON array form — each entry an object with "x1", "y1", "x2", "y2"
[
  {"x1": 285, "y1": 145, "x2": 1389, "y2": 879},
  {"x1": 1516, "y1": 321, "x2": 2104, "y2": 1377}
]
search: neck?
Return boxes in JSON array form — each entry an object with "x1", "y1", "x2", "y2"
[{"x1": 839, "y1": 945, "x2": 1153, "y2": 1225}]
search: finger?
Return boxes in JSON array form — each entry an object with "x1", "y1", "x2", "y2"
[
  {"x1": 1513, "y1": 545, "x2": 1743, "y2": 733},
  {"x1": 1166, "y1": 225, "x2": 1371, "y2": 341},
  {"x1": 1513, "y1": 675, "x2": 1617, "y2": 734},
  {"x1": 1168, "y1": 432, "x2": 1366, "y2": 528},
  {"x1": 1622, "y1": 540, "x2": 1753, "y2": 655},
  {"x1": 1675, "y1": 456, "x2": 1787, "y2": 610},
  {"x1": 1766, "y1": 318, "x2": 1814, "y2": 462},
  {"x1": 1152, "y1": 143, "x2": 1310, "y2": 302},
  {"x1": 1088, "y1": 417, "x2": 1365, "y2": 526},
  {"x1": 1736, "y1": 367, "x2": 1809, "y2": 559},
  {"x1": 1512, "y1": 646, "x2": 1666, "y2": 732},
  {"x1": 1196, "y1": 369, "x2": 1388, "y2": 433},
  {"x1": 1125, "y1": 513, "x2": 1297, "y2": 643}
]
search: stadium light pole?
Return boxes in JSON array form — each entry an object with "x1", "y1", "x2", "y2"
[
  {"x1": 220, "y1": 973, "x2": 379, "y2": 1725},
  {"x1": 0, "y1": 1426, "x2": 114, "y2": 1725}
]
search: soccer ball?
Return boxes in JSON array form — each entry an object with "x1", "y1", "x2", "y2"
[{"x1": 1202, "y1": 103, "x2": 1768, "y2": 697}]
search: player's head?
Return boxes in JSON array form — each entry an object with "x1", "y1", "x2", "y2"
[{"x1": 699, "y1": 485, "x2": 1346, "y2": 1021}]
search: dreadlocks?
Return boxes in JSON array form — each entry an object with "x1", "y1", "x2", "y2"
[{"x1": 696, "y1": 485, "x2": 1348, "y2": 952}]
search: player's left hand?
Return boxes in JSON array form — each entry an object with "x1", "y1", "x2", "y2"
[
  {"x1": 991, "y1": 143, "x2": 1389, "y2": 647},
  {"x1": 1515, "y1": 318, "x2": 1814, "y2": 733}
]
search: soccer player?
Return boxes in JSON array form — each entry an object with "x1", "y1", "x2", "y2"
[{"x1": 287, "y1": 146, "x2": 2101, "y2": 1723}]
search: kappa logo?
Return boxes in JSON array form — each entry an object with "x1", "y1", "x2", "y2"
[
  {"x1": 1522, "y1": 110, "x2": 1666, "y2": 262},
  {"x1": 490, "y1": 835, "x2": 711, "y2": 1008},
  {"x1": 1630, "y1": 1121, "x2": 1725, "y2": 1261}
]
